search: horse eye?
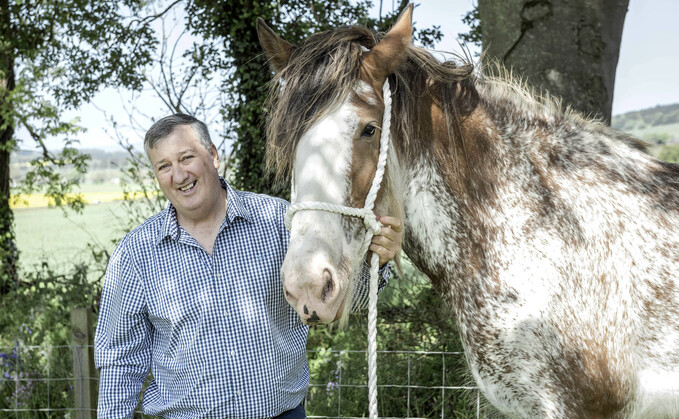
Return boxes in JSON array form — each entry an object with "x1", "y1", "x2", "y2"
[{"x1": 362, "y1": 125, "x2": 376, "y2": 137}]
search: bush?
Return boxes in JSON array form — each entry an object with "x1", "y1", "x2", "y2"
[
  {"x1": 0, "y1": 260, "x2": 102, "y2": 414},
  {"x1": 658, "y1": 144, "x2": 679, "y2": 164}
]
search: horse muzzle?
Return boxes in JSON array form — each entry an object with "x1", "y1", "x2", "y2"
[{"x1": 281, "y1": 250, "x2": 351, "y2": 325}]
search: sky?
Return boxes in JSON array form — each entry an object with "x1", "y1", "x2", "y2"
[
  {"x1": 26, "y1": 0, "x2": 679, "y2": 152},
  {"x1": 411, "y1": 0, "x2": 679, "y2": 115}
]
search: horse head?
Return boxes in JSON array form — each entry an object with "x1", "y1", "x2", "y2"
[{"x1": 257, "y1": 7, "x2": 412, "y2": 325}]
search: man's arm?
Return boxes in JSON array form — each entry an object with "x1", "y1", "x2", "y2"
[
  {"x1": 351, "y1": 216, "x2": 403, "y2": 311},
  {"x1": 350, "y1": 261, "x2": 391, "y2": 312},
  {"x1": 94, "y1": 243, "x2": 152, "y2": 418}
]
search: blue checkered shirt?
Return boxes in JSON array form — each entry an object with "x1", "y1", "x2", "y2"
[{"x1": 94, "y1": 179, "x2": 389, "y2": 418}]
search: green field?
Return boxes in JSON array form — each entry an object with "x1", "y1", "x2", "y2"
[
  {"x1": 12, "y1": 179, "x2": 163, "y2": 274},
  {"x1": 15, "y1": 201, "x2": 129, "y2": 274},
  {"x1": 632, "y1": 121, "x2": 679, "y2": 139}
]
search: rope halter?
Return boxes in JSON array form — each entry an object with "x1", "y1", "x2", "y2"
[{"x1": 284, "y1": 80, "x2": 392, "y2": 419}]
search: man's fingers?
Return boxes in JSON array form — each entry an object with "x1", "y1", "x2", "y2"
[
  {"x1": 377, "y1": 215, "x2": 403, "y2": 233},
  {"x1": 371, "y1": 216, "x2": 402, "y2": 266},
  {"x1": 370, "y1": 243, "x2": 395, "y2": 266},
  {"x1": 371, "y1": 234, "x2": 393, "y2": 248}
]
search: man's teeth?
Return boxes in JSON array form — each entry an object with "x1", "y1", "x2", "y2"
[{"x1": 179, "y1": 181, "x2": 196, "y2": 191}]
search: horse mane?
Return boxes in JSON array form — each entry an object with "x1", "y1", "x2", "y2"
[
  {"x1": 479, "y1": 62, "x2": 648, "y2": 153},
  {"x1": 264, "y1": 25, "x2": 476, "y2": 183},
  {"x1": 264, "y1": 24, "x2": 649, "y2": 193}
]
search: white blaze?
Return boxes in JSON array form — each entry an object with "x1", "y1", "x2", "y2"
[{"x1": 282, "y1": 95, "x2": 366, "y2": 324}]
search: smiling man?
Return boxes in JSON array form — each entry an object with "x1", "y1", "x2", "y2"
[{"x1": 94, "y1": 113, "x2": 402, "y2": 418}]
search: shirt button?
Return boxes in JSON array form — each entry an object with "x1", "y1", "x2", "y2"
[
  {"x1": 230, "y1": 350, "x2": 235, "y2": 356},
  {"x1": 215, "y1": 273, "x2": 221, "y2": 278},
  {"x1": 237, "y1": 390, "x2": 241, "y2": 396}
]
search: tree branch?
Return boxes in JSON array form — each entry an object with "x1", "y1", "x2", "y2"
[
  {"x1": 17, "y1": 115, "x2": 56, "y2": 163},
  {"x1": 126, "y1": 0, "x2": 183, "y2": 31}
]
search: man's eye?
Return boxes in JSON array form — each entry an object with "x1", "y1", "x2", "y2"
[
  {"x1": 158, "y1": 164, "x2": 169, "y2": 171},
  {"x1": 361, "y1": 125, "x2": 377, "y2": 137},
  {"x1": 182, "y1": 155, "x2": 193, "y2": 162}
]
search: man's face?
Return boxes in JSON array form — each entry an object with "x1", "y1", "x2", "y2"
[{"x1": 147, "y1": 125, "x2": 221, "y2": 220}]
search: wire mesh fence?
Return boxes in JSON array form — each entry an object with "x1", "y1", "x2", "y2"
[
  {"x1": 0, "y1": 344, "x2": 86, "y2": 417},
  {"x1": 1, "y1": 345, "x2": 482, "y2": 418},
  {"x1": 306, "y1": 349, "x2": 481, "y2": 419}
]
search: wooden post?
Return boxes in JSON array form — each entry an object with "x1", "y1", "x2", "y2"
[{"x1": 71, "y1": 307, "x2": 97, "y2": 418}]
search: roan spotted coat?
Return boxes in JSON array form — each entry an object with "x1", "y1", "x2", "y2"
[{"x1": 258, "y1": 6, "x2": 679, "y2": 418}]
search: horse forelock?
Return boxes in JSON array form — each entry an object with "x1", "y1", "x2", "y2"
[
  {"x1": 263, "y1": 24, "x2": 479, "y2": 184},
  {"x1": 265, "y1": 26, "x2": 378, "y2": 183}
]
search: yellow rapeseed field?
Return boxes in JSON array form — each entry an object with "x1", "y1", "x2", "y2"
[{"x1": 11, "y1": 191, "x2": 149, "y2": 209}]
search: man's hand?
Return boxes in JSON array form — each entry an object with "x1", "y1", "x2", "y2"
[{"x1": 370, "y1": 216, "x2": 403, "y2": 267}]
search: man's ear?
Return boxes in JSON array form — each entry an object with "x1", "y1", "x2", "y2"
[
  {"x1": 257, "y1": 17, "x2": 297, "y2": 73},
  {"x1": 210, "y1": 144, "x2": 219, "y2": 170},
  {"x1": 362, "y1": 4, "x2": 413, "y2": 85}
]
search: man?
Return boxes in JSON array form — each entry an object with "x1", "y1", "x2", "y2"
[{"x1": 94, "y1": 114, "x2": 402, "y2": 418}]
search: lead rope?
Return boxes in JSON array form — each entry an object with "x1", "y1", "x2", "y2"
[{"x1": 284, "y1": 80, "x2": 392, "y2": 419}]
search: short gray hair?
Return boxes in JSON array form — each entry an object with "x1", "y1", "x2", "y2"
[{"x1": 144, "y1": 114, "x2": 213, "y2": 152}]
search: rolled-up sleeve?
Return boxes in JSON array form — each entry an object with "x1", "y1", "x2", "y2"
[{"x1": 94, "y1": 242, "x2": 151, "y2": 418}]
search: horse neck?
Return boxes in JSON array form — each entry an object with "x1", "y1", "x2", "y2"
[
  {"x1": 389, "y1": 82, "x2": 495, "y2": 256},
  {"x1": 389, "y1": 79, "x2": 539, "y2": 298},
  {"x1": 390, "y1": 76, "x2": 663, "y2": 298}
]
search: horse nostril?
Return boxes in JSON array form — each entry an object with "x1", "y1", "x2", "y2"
[
  {"x1": 307, "y1": 311, "x2": 321, "y2": 325},
  {"x1": 321, "y1": 269, "x2": 334, "y2": 302}
]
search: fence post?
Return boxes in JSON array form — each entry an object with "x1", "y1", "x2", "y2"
[{"x1": 71, "y1": 307, "x2": 97, "y2": 419}]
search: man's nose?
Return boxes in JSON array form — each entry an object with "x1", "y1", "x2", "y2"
[{"x1": 172, "y1": 164, "x2": 188, "y2": 182}]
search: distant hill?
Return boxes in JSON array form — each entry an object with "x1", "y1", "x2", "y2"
[
  {"x1": 612, "y1": 103, "x2": 679, "y2": 144},
  {"x1": 10, "y1": 148, "x2": 133, "y2": 186}
]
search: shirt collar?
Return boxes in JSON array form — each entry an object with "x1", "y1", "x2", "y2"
[
  {"x1": 156, "y1": 177, "x2": 253, "y2": 245},
  {"x1": 223, "y1": 178, "x2": 253, "y2": 225}
]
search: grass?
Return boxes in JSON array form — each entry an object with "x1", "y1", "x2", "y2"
[
  {"x1": 14, "y1": 200, "x2": 129, "y2": 274},
  {"x1": 619, "y1": 121, "x2": 679, "y2": 141}
]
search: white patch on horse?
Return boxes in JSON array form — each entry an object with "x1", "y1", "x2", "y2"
[
  {"x1": 293, "y1": 105, "x2": 357, "y2": 205},
  {"x1": 354, "y1": 80, "x2": 378, "y2": 105},
  {"x1": 281, "y1": 95, "x2": 367, "y2": 324},
  {"x1": 403, "y1": 156, "x2": 460, "y2": 266}
]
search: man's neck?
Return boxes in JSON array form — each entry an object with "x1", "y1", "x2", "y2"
[{"x1": 177, "y1": 186, "x2": 227, "y2": 254}]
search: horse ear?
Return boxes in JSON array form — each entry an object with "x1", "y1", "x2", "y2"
[
  {"x1": 257, "y1": 17, "x2": 297, "y2": 73},
  {"x1": 363, "y1": 4, "x2": 414, "y2": 84}
]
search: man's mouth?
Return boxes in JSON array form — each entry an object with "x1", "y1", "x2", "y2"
[{"x1": 178, "y1": 180, "x2": 197, "y2": 192}]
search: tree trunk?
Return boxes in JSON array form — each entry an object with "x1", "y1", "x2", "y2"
[
  {"x1": 478, "y1": 0, "x2": 629, "y2": 124},
  {"x1": 0, "y1": 0, "x2": 19, "y2": 294}
]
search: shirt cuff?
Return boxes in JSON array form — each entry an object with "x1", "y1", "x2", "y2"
[{"x1": 378, "y1": 262, "x2": 391, "y2": 289}]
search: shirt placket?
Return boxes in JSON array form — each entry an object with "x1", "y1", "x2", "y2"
[
  {"x1": 211, "y1": 224, "x2": 245, "y2": 411},
  {"x1": 177, "y1": 227, "x2": 238, "y2": 413}
]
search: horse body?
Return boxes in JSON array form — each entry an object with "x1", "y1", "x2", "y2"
[
  {"x1": 258, "y1": 7, "x2": 679, "y2": 417},
  {"x1": 401, "y1": 79, "x2": 679, "y2": 417}
]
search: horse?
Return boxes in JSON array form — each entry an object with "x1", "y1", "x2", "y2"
[{"x1": 257, "y1": 6, "x2": 679, "y2": 418}]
